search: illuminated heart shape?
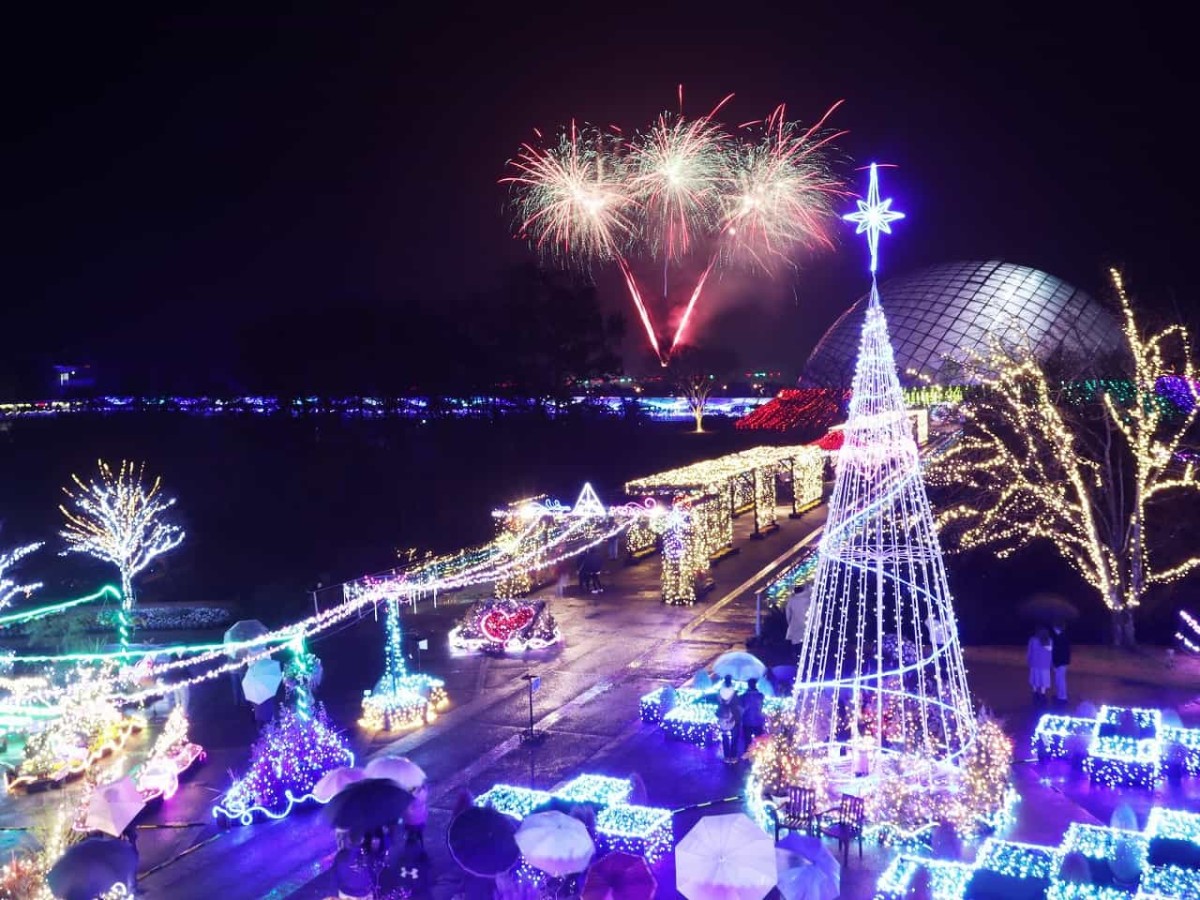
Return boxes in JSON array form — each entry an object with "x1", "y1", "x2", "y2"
[{"x1": 481, "y1": 607, "x2": 535, "y2": 643}]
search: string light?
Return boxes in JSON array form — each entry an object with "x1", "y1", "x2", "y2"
[
  {"x1": 475, "y1": 784, "x2": 554, "y2": 819},
  {"x1": 450, "y1": 598, "x2": 561, "y2": 653},
  {"x1": 213, "y1": 702, "x2": 354, "y2": 825},
  {"x1": 135, "y1": 707, "x2": 205, "y2": 801},
  {"x1": 60, "y1": 460, "x2": 184, "y2": 648},
  {"x1": 595, "y1": 805, "x2": 673, "y2": 863},
  {"x1": 931, "y1": 268, "x2": 1200, "y2": 626},
  {"x1": 1177, "y1": 609, "x2": 1200, "y2": 654},
  {"x1": 0, "y1": 541, "x2": 43, "y2": 612},
  {"x1": 1032, "y1": 704, "x2": 1200, "y2": 787}
]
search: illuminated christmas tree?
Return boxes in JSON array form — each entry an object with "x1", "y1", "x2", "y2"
[
  {"x1": 792, "y1": 165, "x2": 976, "y2": 763},
  {"x1": 214, "y1": 642, "x2": 353, "y2": 824}
]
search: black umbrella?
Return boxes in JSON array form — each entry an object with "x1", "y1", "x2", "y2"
[
  {"x1": 323, "y1": 778, "x2": 412, "y2": 833},
  {"x1": 1019, "y1": 593, "x2": 1080, "y2": 625},
  {"x1": 48, "y1": 836, "x2": 138, "y2": 900},
  {"x1": 447, "y1": 805, "x2": 519, "y2": 877}
]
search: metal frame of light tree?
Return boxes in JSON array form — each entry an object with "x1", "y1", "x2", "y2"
[
  {"x1": 931, "y1": 268, "x2": 1200, "y2": 637},
  {"x1": 792, "y1": 164, "x2": 977, "y2": 764}
]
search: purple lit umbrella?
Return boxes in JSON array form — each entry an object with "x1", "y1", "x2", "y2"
[
  {"x1": 365, "y1": 755, "x2": 426, "y2": 792},
  {"x1": 775, "y1": 834, "x2": 839, "y2": 900},
  {"x1": 447, "y1": 805, "x2": 519, "y2": 877},
  {"x1": 312, "y1": 766, "x2": 366, "y2": 803},
  {"x1": 84, "y1": 775, "x2": 146, "y2": 837},
  {"x1": 515, "y1": 810, "x2": 595, "y2": 877},
  {"x1": 677, "y1": 813, "x2": 776, "y2": 900},
  {"x1": 224, "y1": 620, "x2": 268, "y2": 659},
  {"x1": 581, "y1": 851, "x2": 657, "y2": 900}
]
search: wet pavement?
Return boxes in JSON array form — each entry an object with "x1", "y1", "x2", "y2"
[{"x1": 4, "y1": 500, "x2": 1199, "y2": 898}]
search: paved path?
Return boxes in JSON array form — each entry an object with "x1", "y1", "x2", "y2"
[{"x1": 124, "y1": 502, "x2": 826, "y2": 897}]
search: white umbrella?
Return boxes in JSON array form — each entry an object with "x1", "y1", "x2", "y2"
[
  {"x1": 241, "y1": 659, "x2": 282, "y2": 705},
  {"x1": 365, "y1": 755, "x2": 426, "y2": 792},
  {"x1": 312, "y1": 766, "x2": 367, "y2": 803},
  {"x1": 712, "y1": 652, "x2": 767, "y2": 683},
  {"x1": 85, "y1": 776, "x2": 146, "y2": 837},
  {"x1": 677, "y1": 813, "x2": 776, "y2": 900},
  {"x1": 224, "y1": 620, "x2": 268, "y2": 659},
  {"x1": 776, "y1": 834, "x2": 839, "y2": 900},
  {"x1": 515, "y1": 810, "x2": 595, "y2": 877}
]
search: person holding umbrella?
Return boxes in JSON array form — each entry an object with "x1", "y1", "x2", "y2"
[
  {"x1": 1051, "y1": 622, "x2": 1072, "y2": 704},
  {"x1": 715, "y1": 675, "x2": 742, "y2": 764},
  {"x1": 1027, "y1": 628, "x2": 1053, "y2": 707}
]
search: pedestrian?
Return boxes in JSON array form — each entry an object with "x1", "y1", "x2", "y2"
[
  {"x1": 555, "y1": 564, "x2": 569, "y2": 599},
  {"x1": 741, "y1": 677, "x2": 766, "y2": 752},
  {"x1": 785, "y1": 584, "x2": 811, "y2": 651},
  {"x1": 576, "y1": 556, "x2": 589, "y2": 594},
  {"x1": 333, "y1": 845, "x2": 373, "y2": 900},
  {"x1": 403, "y1": 782, "x2": 428, "y2": 847},
  {"x1": 1027, "y1": 627, "x2": 1052, "y2": 707},
  {"x1": 120, "y1": 819, "x2": 138, "y2": 852},
  {"x1": 1051, "y1": 622, "x2": 1071, "y2": 704},
  {"x1": 715, "y1": 675, "x2": 742, "y2": 764}
]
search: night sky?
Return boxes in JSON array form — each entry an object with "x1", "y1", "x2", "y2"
[{"x1": 5, "y1": 3, "x2": 1195, "y2": 384}]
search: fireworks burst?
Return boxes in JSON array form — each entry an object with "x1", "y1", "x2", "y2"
[
  {"x1": 502, "y1": 122, "x2": 635, "y2": 263},
  {"x1": 503, "y1": 95, "x2": 845, "y2": 362},
  {"x1": 627, "y1": 97, "x2": 731, "y2": 261},
  {"x1": 719, "y1": 102, "x2": 846, "y2": 270}
]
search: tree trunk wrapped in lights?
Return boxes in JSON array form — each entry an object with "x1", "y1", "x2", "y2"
[
  {"x1": 791, "y1": 280, "x2": 977, "y2": 765},
  {"x1": 929, "y1": 268, "x2": 1200, "y2": 644}
]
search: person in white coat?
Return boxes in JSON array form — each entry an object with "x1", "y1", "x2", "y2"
[{"x1": 785, "y1": 584, "x2": 813, "y2": 649}]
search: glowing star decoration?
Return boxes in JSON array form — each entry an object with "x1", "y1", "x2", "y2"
[
  {"x1": 0, "y1": 541, "x2": 43, "y2": 612},
  {"x1": 60, "y1": 460, "x2": 185, "y2": 648},
  {"x1": 843, "y1": 162, "x2": 904, "y2": 274}
]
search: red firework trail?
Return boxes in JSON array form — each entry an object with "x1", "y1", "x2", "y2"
[
  {"x1": 668, "y1": 256, "x2": 719, "y2": 354},
  {"x1": 616, "y1": 256, "x2": 664, "y2": 364}
]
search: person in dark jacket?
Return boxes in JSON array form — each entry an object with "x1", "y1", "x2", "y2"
[
  {"x1": 740, "y1": 677, "x2": 766, "y2": 751},
  {"x1": 1051, "y1": 623, "x2": 1071, "y2": 703}
]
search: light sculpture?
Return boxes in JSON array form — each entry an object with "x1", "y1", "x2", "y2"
[{"x1": 792, "y1": 164, "x2": 977, "y2": 763}]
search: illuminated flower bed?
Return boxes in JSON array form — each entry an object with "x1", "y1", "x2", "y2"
[
  {"x1": 874, "y1": 807, "x2": 1200, "y2": 900},
  {"x1": 475, "y1": 773, "x2": 672, "y2": 864},
  {"x1": 7, "y1": 680, "x2": 147, "y2": 791},
  {"x1": 1032, "y1": 705, "x2": 1200, "y2": 787},
  {"x1": 639, "y1": 683, "x2": 788, "y2": 745},
  {"x1": 448, "y1": 597, "x2": 561, "y2": 653},
  {"x1": 134, "y1": 708, "x2": 205, "y2": 801},
  {"x1": 359, "y1": 672, "x2": 448, "y2": 732}
]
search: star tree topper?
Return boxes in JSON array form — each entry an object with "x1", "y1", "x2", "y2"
[{"x1": 843, "y1": 162, "x2": 904, "y2": 274}]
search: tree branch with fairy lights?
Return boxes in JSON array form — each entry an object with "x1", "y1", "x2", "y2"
[
  {"x1": 0, "y1": 539, "x2": 43, "y2": 612},
  {"x1": 929, "y1": 269, "x2": 1200, "y2": 644},
  {"x1": 60, "y1": 460, "x2": 185, "y2": 648}
]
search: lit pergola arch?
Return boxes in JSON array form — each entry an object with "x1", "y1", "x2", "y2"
[{"x1": 626, "y1": 444, "x2": 825, "y2": 604}]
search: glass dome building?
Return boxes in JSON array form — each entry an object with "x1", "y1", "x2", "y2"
[{"x1": 804, "y1": 260, "x2": 1125, "y2": 387}]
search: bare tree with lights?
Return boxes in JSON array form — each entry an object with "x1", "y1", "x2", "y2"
[
  {"x1": 931, "y1": 269, "x2": 1200, "y2": 644},
  {"x1": 60, "y1": 460, "x2": 185, "y2": 647},
  {"x1": 0, "y1": 539, "x2": 43, "y2": 611},
  {"x1": 669, "y1": 344, "x2": 739, "y2": 433}
]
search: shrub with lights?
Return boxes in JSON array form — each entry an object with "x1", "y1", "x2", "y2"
[
  {"x1": 476, "y1": 773, "x2": 672, "y2": 864},
  {"x1": 448, "y1": 597, "x2": 561, "y2": 653},
  {"x1": 8, "y1": 673, "x2": 146, "y2": 791},
  {"x1": 135, "y1": 706, "x2": 205, "y2": 801},
  {"x1": 1032, "y1": 705, "x2": 1200, "y2": 788},
  {"x1": 874, "y1": 805, "x2": 1200, "y2": 900},
  {"x1": 213, "y1": 642, "x2": 353, "y2": 825}
]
